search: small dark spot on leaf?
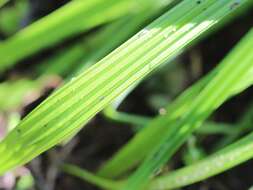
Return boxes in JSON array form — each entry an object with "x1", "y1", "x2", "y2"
[
  {"x1": 99, "y1": 96, "x2": 105, "y2": 101},
  {"x1": 152, "y1": 150, "x2": 160, "y2": 161},
  {"x1": 230, "y1": 1, "x2": 240, "y2": 10}
]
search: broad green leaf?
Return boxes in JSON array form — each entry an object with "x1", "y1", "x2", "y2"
[{"x1": 42, "y1": 1, "x2": 174, "y2": 144}]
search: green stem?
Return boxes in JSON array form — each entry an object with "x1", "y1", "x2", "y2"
[
  {"x1": 104, "y1": 106, "x2": 235, "y2": 135},
  {"x1": 103, "y1": 107, "x2": 151, "y2": 127},
  {"x1": 62, "y1": 164, "x2": 122, "y2": 190}
]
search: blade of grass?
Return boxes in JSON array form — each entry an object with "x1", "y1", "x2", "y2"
[
  {"x1": 98, "y1": 0, "x2": 253, "y2": 178},
  {"x1": 48, "y1": 3, "x2": 174, "y2": 144},
  {"x1": 149, "y1": 129, "x2": 253, "y2": 190},
  {"x1": 62, "y1": 164, "x2": 122, "y2": 190}
]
